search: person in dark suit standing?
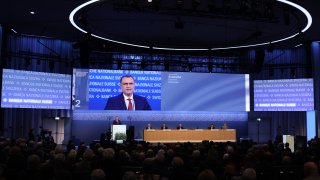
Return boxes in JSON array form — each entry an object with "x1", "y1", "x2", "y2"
[
  {"x1": 105, "y1": 74, "x2": 152, "y2": 110},
  {"x1": 113, "y1": 116, "x2": 121, "y2": 125}
]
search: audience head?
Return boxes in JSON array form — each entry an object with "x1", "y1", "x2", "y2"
[
  {"x1": 304, "y1": 161, "x2": 319, "y2": 178},
  {"x1": 27, "y1": 154, "x2": 40, "y2": 170},
  {"x1": 242, "y1": 168, "x2": 256, "y2": 180},
  {"x1": 197, "y1": 169, "x2": 217, "y2": 180},
  {"x1": 172, "y1": 156, "x2": 184, "y2": 168},
  {"x1": 91, "y1": 169, "x2": 106, "y2": 180}
]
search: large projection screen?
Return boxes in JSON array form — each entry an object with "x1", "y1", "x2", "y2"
[
  {"x1": 72, "y1": 69, "x2": 250, "y2": 112},
  {"x1": 254, "y1": 78, "x2": 314, "y2": 111},
  {"x1": 1, "y1": 69, "x2": 71, "y2": 109}
]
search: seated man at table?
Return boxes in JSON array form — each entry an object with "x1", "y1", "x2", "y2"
[
  {"x1": 221, "y1": 122, "x2": 228, "y2": 129},
  {"x1": 176, "y1": 123, "x2": 184, "y2": 130},
  {"x1": 146, "y1": 123, "x2": 152, "y2": 130},
  {"x1": 161, "y1": 123, "x2": 168, "y2": 129},
  {"x1": 208, "y1": 124, "x2": 216, "y2": 129}
]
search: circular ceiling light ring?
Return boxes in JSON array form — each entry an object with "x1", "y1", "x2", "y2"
[{"x1": 69, "y1": 0, "x2": 312, "y2": 51}]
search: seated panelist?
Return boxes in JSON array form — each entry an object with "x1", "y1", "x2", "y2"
[
  {"x1": 208, "y1": 124, "x2": 215, "y2": 129},
  {"x1": 161, "y1": 123, "x2": 168, "y2": 129},
  {"x1": 176, "y1": 123, "x2": 184, "y2": 130},
  {"x1": 221, "y1": 122, "x2": 228, "y2": 129},
  {"x1": 146, "y1": 123, "x2": 152, "y2": 130}
]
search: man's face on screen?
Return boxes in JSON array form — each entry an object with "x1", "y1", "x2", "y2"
[{"x1": 120, "y1": 77, "x2": 135, "y2": 96}]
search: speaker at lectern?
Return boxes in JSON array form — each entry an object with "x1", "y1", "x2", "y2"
[
  {"x1": 283, "y1": 135, "x2": 294, "y2": 152},
  {"x1": 112, "y1": 125, "x2": 126, "y2": 141}
]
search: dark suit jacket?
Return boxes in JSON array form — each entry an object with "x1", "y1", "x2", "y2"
[
  {"x1": 161, "y1": 125, "x2": 168, "y2": 129},
  {"x1": 113, "y1": 120, "x2": 121, "y2": 125},
  {"x1": 105, "y1": 93, "x2": 151, "y2": 110}
]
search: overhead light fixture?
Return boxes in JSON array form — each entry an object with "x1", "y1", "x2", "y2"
[
  {"x1": 10, "y1": 28, "x2": 17, "y2": 34},
  {"x1": 30, "y1": 11, "x2": 35, "y2": 15},
  {"x1": 69, "y1": 0, "x2": 313, "y2": 51},
  {"x1": 294, "y1": 43, "x2": 303, "y2": 47}
]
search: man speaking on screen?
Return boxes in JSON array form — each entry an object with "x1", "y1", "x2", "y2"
[{"x1": 104, "y1": 74, "x2": 152, "y2": 110}]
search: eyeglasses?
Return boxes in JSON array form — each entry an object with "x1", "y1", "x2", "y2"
[{"x1": 121, "y1": 83, "x2": 134, "y2": 86}]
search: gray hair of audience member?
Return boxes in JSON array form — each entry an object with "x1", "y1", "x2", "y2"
[
  {"x1": 67, "y1": 149, "x2": 77, "y2": 161},
  {"x1": 102, "y1": 148, "x2": 115, "y2": 160},
  {"x1": 242, "y1": 168, "x2": 257, "y2": 180},
  {"x1": 192, "y1": 150, "x2": 201, "y2": 160},
  {"x1": 171, "y1": 156, "x2": 184, "y2": 168},
  {"x1": 54, "y1": 153, "x2": 66, "y2": 162},
  {"x1": 91, "y1": 169, "x2": 106, "y2": 180},
  {"x1": 54, "y1": 144, "x2": 65, "y2": 154},
  {"x1": 27, "y1": 154, "x2": 41, "y2": 169},
  {"x1": 197, "y1": 169, "x2": 217, "y2": 180},
  {"x1": 146, "y1": 149, "x2": 154, "y2": 158},
  {"x1": 157, "y1": 149, "x2": 166, "y2": 156},
  {"x1": 167, "y1": 149, "x2": 174, "y2": 157},
  {"x1": 155, "y1": 152, "x2": 165, "y2": 163},
  {"x1": 83, "y1": 148, "x2": 95, "y2": 160},
  {"x1": 304, "y1": 161, "x2": 319, "y2": 177}
]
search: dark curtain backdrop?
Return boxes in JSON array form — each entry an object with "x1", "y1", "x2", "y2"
[
  {"x1": 248, "y1": 48, "x2": 310, "y2": 140},
  {"x1": 0, "y1": 27, "x2": 318, "y2": 142},
  {"x1": 1, "y1": 33, "x2": 73, "y2": 138}
]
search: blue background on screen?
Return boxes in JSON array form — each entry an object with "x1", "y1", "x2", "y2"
[
  {"x1": 161, "y1": 72, "x2": 248, "y2": 111},
  {"x1": 1, "y1": 69, "x2": 71, "y2": 109},
  {"x1": 254, "y1": 79, "x2": 314, "y2": 111}
]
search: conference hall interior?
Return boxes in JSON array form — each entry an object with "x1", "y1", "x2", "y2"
[{"x1": 0, "y1": 0, "x2": 320, "y2": 179}]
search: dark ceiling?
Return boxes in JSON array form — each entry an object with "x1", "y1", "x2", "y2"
[{"x1": 0, "y1": 0, "x2": 319, "y2": 52}]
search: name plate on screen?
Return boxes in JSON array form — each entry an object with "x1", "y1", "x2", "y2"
[
  {"x1": 146, "y1": 129, "x2": 155, "y2": 131},
  {"x1": 163, "y1": 129, "x2": 171, "y2": 131},
  {"x1": 195, "y1": 129, "x2": 203, "y2": 131}
]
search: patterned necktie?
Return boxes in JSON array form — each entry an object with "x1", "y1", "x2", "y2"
[{"x1": 127, "y1": 98, "x2": 133, "y2": 110}]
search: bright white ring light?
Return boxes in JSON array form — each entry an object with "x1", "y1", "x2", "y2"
[{"x1": 69, "y1": 0, "x2": 312, "y2": 51}]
